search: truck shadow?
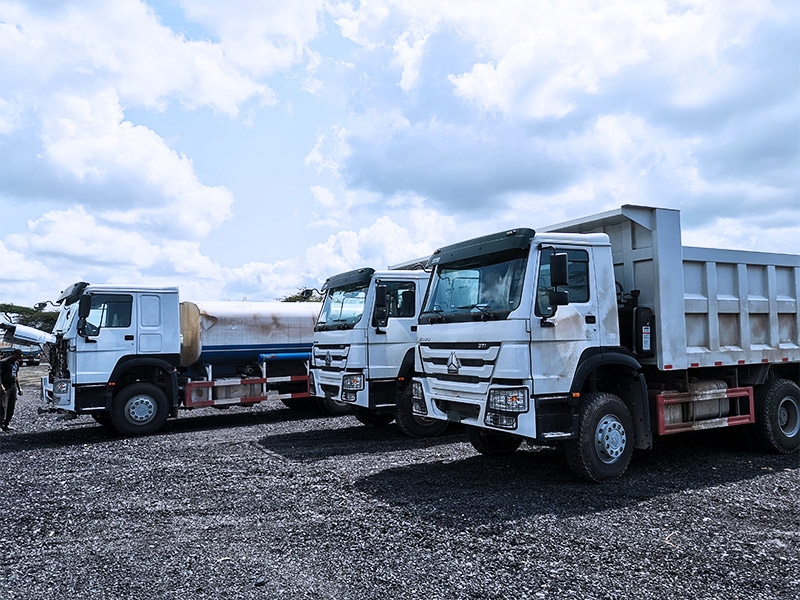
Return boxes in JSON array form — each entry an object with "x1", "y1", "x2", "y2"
[
  {"x1": 352, "y1": 432, "x2": 799, "y2": 521},
  {"x1": 257, "y1": 422, "x2": 466, "y2": 461},
  {"x1": 0, "y1": 405, "x2": 341, "y2": 454}
]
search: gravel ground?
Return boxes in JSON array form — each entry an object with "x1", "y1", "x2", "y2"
[{"x1": 1, "y1": 365, "x2": 798, "y2": 600}]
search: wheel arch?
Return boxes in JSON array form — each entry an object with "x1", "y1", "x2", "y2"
[
  {"x1": 109, "y1": 356, "x2": 180, "y2": 409},
  {"x1": 397, "y1": 347, "x2": 416, "y2": 381},
  {"x1": 571, "y1": 347, "x2": 652, "y2": 450}
]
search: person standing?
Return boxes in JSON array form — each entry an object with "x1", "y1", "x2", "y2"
[{"x1": 0, "y1": 349, "x2": 23, "y2": 431}]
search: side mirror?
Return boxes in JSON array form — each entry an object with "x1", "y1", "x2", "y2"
[
  {"x1": 300, "y1": 289, "x2": 315, "y2": 299},
  {"x1": 550, "y1": 252, "x2": 569, "y2": 288},
  {"x1": 77, "y1": 295, "x2": 98, "y2": 338},
  {"x1": 373, "y1": 285, "x2": 388, "y2": 330},
  {"x1": 78, "y1": 295, "x2": 92, "y2": 318},
  {"x1": 540, "y1": 252, "x2": 570, "y2": 328},
  {"x1": 549, "y1": 290, "x2": 569, "y2": 307}
]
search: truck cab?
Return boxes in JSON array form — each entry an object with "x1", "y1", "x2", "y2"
[
  {"x1": 42, "y1": 282, "x2": 182, "y2": 434},
  {"x1": 412, "y1": 228, "x2": 623, "y2": 438},
  {"x1": 309, "y1": 268, "x2": 447, "y2": 437}
]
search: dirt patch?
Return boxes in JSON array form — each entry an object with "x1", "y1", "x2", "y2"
[{"x1": 1, "y1": 365, "x2": 798, "y2": 599}]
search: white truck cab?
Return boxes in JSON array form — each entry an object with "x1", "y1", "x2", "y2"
[{"x1": 309, "y1": 268, "x2": 447, "y2": 437}]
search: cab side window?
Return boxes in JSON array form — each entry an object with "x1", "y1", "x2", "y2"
[
  {"x1": 373, "y1": 282, "x2": 416, "y2": 326},
  {"x1": 87, "y1": 294, "x2": 133, "y2": 329},
  {"x1": 535, "y1": 249, "x2": 590, "y2": 316}
]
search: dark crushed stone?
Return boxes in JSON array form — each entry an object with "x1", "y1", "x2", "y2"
[{"x1": 1, "y1": 365, "x2": 798, "y2": 599}]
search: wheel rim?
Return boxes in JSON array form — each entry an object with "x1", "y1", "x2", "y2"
[
  {"x1": 125, "y1": 395, "x2": 156, "y2": 424},
  {"x1": 594, "y1": 414, "x2": 627, "y2": 464},
  {"x1": 778, "y1": 394, "x2": 800, "y2": 438}
]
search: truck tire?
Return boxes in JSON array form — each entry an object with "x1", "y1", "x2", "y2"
[
  {"x1": 467, "y1": 425, "x2": 523, "y2": 455},
  {"x1": 755, "y1": 379, "x2": 800, "y2": 454},
  {"x1": 316, "y1": 396, "x2": 353, "y2": 416},
  {"x1": 565, "y1": 392, "x2": 634, "y2": 482},
  {"x1": 353, "y1": 407, "x2": 395, "y2": 426},
  {"x1": 110, "y1": 383, "x2": 169, "y2": 436},
  {"x1": 395, "y1": 384, "x2": 448, "y2": 438}
]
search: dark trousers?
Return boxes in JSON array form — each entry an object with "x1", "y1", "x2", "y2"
[{"x1": 0, "y1": 386, "x2": 17, "y2": 427}]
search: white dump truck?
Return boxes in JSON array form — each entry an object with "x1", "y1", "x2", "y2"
[
  {"x1": 309, "y1": 267, "x2": 447, "y2": 437},
  {"x1": 2, "y1": 282, "x2": 320, "y2": 435},
  {"x1": 412, "y1": 205, "x2": 800, "y2": 481}
]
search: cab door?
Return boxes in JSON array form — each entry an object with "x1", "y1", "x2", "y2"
[
  {"x1": 530, "y1": 247, "x2": 601, "y2": 395},
  {"x1": 366, "y1": 280, "x2": 418, "y2": 381},
  {"x1": 75, "y1": 293, "x2": 136, "y2": 384}
]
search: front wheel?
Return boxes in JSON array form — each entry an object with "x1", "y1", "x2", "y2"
[
  {"x1": 565, "y1": 392, "x2": 634, "y2": 482},
  {"x1": 755, "y1": 379, "x2": 800, "y2": 454},
  {"x1": 110, "y1": 383, "x2": 168, "y2": 436},
  {"x1": 395, "y1": 384, "x2": 448, "y2": 438},
  {"x1": 467, "y1": 425, "x2": 523, "y2": 455}
]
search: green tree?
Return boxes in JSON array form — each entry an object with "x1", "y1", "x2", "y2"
[{"x1": 281, "y1": 289, "x2": 323, "y2": 302}]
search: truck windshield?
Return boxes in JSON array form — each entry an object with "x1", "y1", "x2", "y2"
[
  {"x1": 316, "y1": 285, "x2": 369, "y2": 331},
  {"x1": 420, "y1": 250, "x2": 528, "y2": 324}
]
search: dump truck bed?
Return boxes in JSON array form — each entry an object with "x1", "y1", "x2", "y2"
[{"x1": 544, "y1": 205, "x2": 800, "y2": 370}]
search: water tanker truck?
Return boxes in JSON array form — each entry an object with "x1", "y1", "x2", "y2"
[{"x1": 2, "y1": 282, "x2": 320, "y2": 435}]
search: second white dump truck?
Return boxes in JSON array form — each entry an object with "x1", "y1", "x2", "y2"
[
  {"x1": 309, "y1": 267, "x2": 447, "y2": 437},
  {"x1": 412, "y1": 205, "x2": 800, "y2": 481}
]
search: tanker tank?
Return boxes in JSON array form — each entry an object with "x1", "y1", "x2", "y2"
[{"x1": 179, "y1": 301, "x2": 320, "y2": 378}]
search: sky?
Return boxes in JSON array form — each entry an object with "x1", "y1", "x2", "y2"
[{"x1": 0, "y1": 0, "x2": 798, "y2": 308}]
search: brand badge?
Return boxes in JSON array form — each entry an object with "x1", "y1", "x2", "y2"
[{"x1": 447, "y1": 351, "x2": 462, "y2": 374}]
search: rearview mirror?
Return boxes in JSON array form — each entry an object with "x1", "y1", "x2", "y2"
[
  {"x1": 373, "y1": 285, "x2": 388, "y2": 330},
  {"x1": 550, "y1": 252, "x2": 569, "y2": 288},
  {"x1": 78, "y1": 295, "x2": 92, "y2": 318}
]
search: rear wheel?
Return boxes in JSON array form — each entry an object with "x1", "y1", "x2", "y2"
[
  {"x1": 565, "y1": 392, "x2": 634, "y2": 482},
  {"x1": 353, "y1": 407, "x2": 395, "y2": 426},
  {"x1": 467, "y1": 425, "x2": 523, "y2": 455},
  {"x1": 395, "y1": 383, "x2": 447, "y2": 438},
  {"x1": 755, "y1": 379, "x2": 800, "y2": 454},
  {"x1": 110, "y1": 383, "x2": 168, "y2": 436}
]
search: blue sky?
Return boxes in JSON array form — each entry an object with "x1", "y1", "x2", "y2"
[{"x1": 1, "y1": 0, "x2": 798, "y2": 307}]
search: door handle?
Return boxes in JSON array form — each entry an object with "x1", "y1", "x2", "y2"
[
  {"x1": 411, "y1": 326, "x2": 417, "y2": 332},
  {"x1": 585, "y1": 315, "x2": 596, "y2": 324},
  {"x1": 124, "y1": 335, "x2": 134, "y2": 341}
]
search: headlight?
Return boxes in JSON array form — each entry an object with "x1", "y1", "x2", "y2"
[
  {"x1": 411, "y1": 380, "x2": 427, "y2": 415},
  {"x1": 342, "y1": 374, "x2": 364, "y2": 391},
  {"x1": 488, "y1": 388, "x2": 529, "y2": 413}
]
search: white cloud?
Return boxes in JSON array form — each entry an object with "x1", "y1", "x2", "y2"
[
  {"x1": 38, "y1": 89, "x2": 234, "y2": 238},
  {"x1": 0, "y1": 0, "x2": 796, "y2": 309},
  {"x1": 178, "y1": 0, "x2": 324, "y2": 77}
]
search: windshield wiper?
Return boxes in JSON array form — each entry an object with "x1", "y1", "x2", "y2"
[
  {"x1": 420, "y1": 308, "x2": 446, "y2": 324},
  {"x1": 458, "y1": 304, "x2": 500, "y2": 320}
]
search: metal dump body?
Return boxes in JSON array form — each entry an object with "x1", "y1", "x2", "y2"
[
  {"x1": 179, "y1": 301, "x2": 320, "y2": 368},
  {"x1": 543, "y1": 205, "x2": 800, "y2": 371}
]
